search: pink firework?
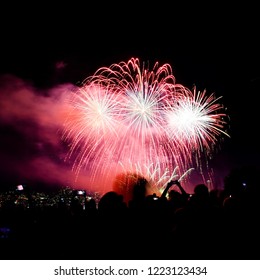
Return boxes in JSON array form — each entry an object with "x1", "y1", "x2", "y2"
[{"x1": 62, "y1": 58, "x2": 229, "y2": 194}]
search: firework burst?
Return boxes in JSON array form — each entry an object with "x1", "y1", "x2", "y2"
[{"x1": 62, "y1": 58, "x2": 229, "y2": 194}]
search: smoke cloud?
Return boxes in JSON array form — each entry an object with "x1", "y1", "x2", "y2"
[{"x1": 0, "y1": 74, "x2": 99, "y2": 192}]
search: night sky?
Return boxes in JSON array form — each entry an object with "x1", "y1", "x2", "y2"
[{"x1": 0, "y1": 3, "x2": 259, "y2": 193}]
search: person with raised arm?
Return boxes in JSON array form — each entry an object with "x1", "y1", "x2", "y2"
[{"x1": 161, "y1": 180, "x2": 189, "y2": 200}]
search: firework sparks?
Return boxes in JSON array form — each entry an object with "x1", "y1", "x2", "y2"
[
  {"x1": 119, "y1": 160, "x2": 195, "y2": 194},
  {"x1": 62, "y1": 58, "x2": 229, "y2": 195}
]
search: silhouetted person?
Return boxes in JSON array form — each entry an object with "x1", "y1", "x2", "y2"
[
  {"x1": 96, "y1": 191, "x2": 128, "y2": 258},
  {"x1": 183, "y1": 183, "x2": 223, "y2": 258},
  {"x1": 128, "y1": 177, "x2": 148, "y2": 210},
  {"x1": 161, "y1": 180, "x2": 189, "y2": 207}
]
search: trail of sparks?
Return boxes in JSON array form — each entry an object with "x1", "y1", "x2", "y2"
[{"x1": 62, "y1": 58, "x2": 229, "y2": 194}]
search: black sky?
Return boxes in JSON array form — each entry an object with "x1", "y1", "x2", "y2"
[{"x1": 1, "y1": 3, "x2": 260, "y2": 191}]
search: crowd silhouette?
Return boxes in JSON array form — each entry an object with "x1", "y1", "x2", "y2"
[{"x1": 1, "y1": 166, "x2": 260, "y2": 260}]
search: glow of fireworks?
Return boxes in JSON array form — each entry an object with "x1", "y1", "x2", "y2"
[
  {"x1": 62, "y1": 57, "x2": 229, "y2": 194},
  {"x1": 118, "y1": 160, "x2": 194, "y2": 193}
]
